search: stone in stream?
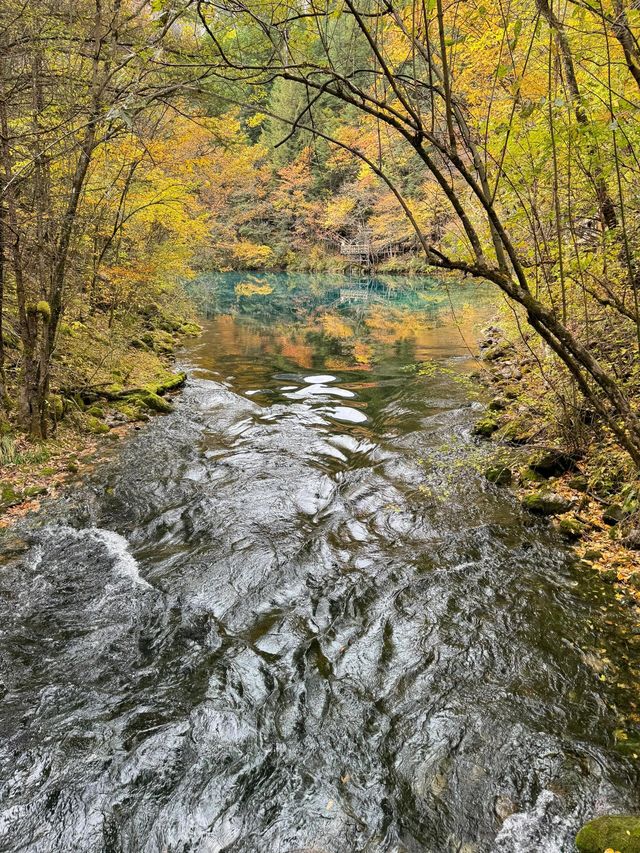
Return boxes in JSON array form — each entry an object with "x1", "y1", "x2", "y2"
[
  {"x1": 575, "y1": 815, "x2": 640, "y2": 852},
  {"x1": 521, "y1": 491, "x2": 573, "y2": 516}
]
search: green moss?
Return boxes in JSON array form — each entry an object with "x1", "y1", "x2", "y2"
[
  {"x1": 575, "y1": 815, "x2": 640, "y2": 852},
  {"x1": 568, "y1": 475, "x2": 589, "y2": 492},
  {"x1": 485, "y1": 465, "x2": 513, "y2": 485},
  {"x1": 557, "y1": 516, "x2": 585, "y2": 540},
  {"x1": 36, "y1": 300, "x2": 51, "y2": 322},
  {"x1": 86, "y1": 415, "x2": 110, "y2": 434},
  {"x1": 522, "y1": 491, "x2": 573, "y2": 516},
  {"x1": 498, "y1": 417, "x2": 534, "y2": 444},
  {"x1": 49, "y1": 394, "x2": 65, "y2": 420},
  {"x1": 584, "y1": 549, "x2": 603, "y2": 561},
  {"x1": 86, "y1": 405, "x2": 104, "y2": 418},
  {"x1": 473, "y1": 415, "x2": 500, "y2": 437},
  {"x1": 122, "y1": 390, "x2": 173, "y2": 414},
  {"x1": 23, "y1": 485, "x2": 47, "y2": 497},
  {"x1": 145, "y1": 371, "x2": 187, "y2": 395},
  {"x1": 140, "y1": 330, "x2": 175, "y2": 354},
  {"x1": 115, "y1": 403, "x2": 140, "y2": 421},
  {"x1": 487, "y1": 397, "x2": 508, "y2": 412},
  {"x1": 528, "y1": 448, "x2": 577, "y2": 477},
  {"x1": 179, "y1": 322, "x2": 202, "y2": 337},
  {"x1": 519, "y1": 466, "x2": 545, "y2": 485},
  {"x1": 603, "y1": 504, "x2": 625, "y2": 525},
  {"x1": 0, "y1": 482, "x2": 22, "y2": 510}
]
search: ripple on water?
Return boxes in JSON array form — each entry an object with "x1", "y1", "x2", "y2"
[{"x1": 0, "y1": 291, "x2": 639, "y2": 852}]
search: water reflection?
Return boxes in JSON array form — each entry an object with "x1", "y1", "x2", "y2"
[{"x1": 187, "y1": 272, "x2": 494, "y2": 433}]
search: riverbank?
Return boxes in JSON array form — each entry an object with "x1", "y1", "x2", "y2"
[
  {"x1": 0, "y1": 294, "x2": 201, "y2": 526},
  {"x1": 472, "y1": 324, "x2": 640, "y2": 607}
]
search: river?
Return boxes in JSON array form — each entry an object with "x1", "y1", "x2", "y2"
[{"x1": 1, "y1": 272, "x2": 639, "y2": 852}]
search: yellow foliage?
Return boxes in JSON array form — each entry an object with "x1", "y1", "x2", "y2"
[
  {"x1": 320, "y1": 313, "x2": 355, "y2": 339},
  {"x1": 235, "y1": 281, "x2": 274, "y2": 296}
]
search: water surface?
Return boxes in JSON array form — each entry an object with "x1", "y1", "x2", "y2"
[{"x1": 1, "y1": 273, "x2": 639, "y2": 852}]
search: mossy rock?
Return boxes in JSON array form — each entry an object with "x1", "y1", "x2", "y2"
[
  {"x1": 487, "y1": 397, "x2": 508, "y2": 412},
  {"x1": 556, "y1": 515, "x2": 585, "y2": 540},
  {"x1": 481, "y1": 342, "x2": 512, "y2": 361},
  {"x1": 179, "y1": 322, "x2": 202, "y2": 337},
  {"x1": 522, "y1": 491, "x2": 573, "y2": 516},
  {"x1": 23, "y1": 485, "x2": 47, "y2": 498},
  {"x1": 601, "y1": 568, "x2": 619, "y2": 583},
  {"x1": 86, "y1": 415, "x2": 110, "y2": 435},
  {"x1": 129, "y1": 338, "x2": 148, "y2": 350},
  {"x1": 568, "y1": 475, "x2": 589, "y2": 492},
  {"x1": 86, "y1": 405, "x2": 105, "y2": 418},
  {"x1": 157, "y1": 316, "x2": 183, "y2": 333},
  {"x1": 140, "y1": 302, "x2": 161, "y2": 318},
  {"x1": 498, "y1": 417, "x2": 534, "y2": 445},
  {"x1": 115, "y1": 403, "x2": 141, "y2": 421},
  {"x1": 473, "y1": 415, "x2": 500, "y2": 437},
  {"x1": 146, "y1": 371, "x2": 187, "y2": 395},
  {"x1": 575, "y1": 815, "x2": 640, "y2": 852},
  {"x1": 584, "y1": 549, "x2": 603, "y2": 561},
  {"x1": 603, "y1": 504, "x2": 625, "y2": 526},
  {"x1": 528, "y1": 448, "x2": 578, "y2": 478},
  {"x1": 0, "y1": 482, "x2": 22, "y2": 510},
  {"x1": 122, "y1": 391, "x2": 173, "y2": 414},
  {"x1": 142, "y1": 330, "x2": 175, "y2": 354},
  {"x1": 485, "y1": 465, "x2": 513, "y2": 486},
  {"x1": 519, "y1": 466, "x2": 545, "y2": 485}
]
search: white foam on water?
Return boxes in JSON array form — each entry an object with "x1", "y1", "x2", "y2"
[
  {"x1": 285, "y1": 384, "x2": 355, "y2": 400},
  {"x1": 304, "y1": 374, "x2": 337, "y2": 383},
  {"x1": 493, "y1": 791, "x2": 577, "y2": 852},
  {"x1": 326, "y1": 406, "x2": 368, "y2": 424},
  {"x1": 89, "y1": 527, "x2": 152, "y2": 589}
]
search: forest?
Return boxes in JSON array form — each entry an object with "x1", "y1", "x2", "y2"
[{"x1": 3, "y1": 1, "x2": 640, "y2": 851}]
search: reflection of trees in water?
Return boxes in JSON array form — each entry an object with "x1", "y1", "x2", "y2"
[{"x1": 187, "y1": 272, "x2": 494, "y2": 368}]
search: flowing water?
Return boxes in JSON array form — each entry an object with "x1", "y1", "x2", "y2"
[{"x1": 1, "y1": 273, "x2": 639, "y2": 853}]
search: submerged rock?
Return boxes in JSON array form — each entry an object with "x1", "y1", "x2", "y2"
[
  {"x1": 575, "y1": 815, "x2": 640, "y2": 852},
  {"x1": 522, "y1": 491, "x2": 572, "y2": 516}
]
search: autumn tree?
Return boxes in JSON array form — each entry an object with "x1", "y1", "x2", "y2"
[{"x1": 195, "y1": 0, "x2": 640, "y2": 464}]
